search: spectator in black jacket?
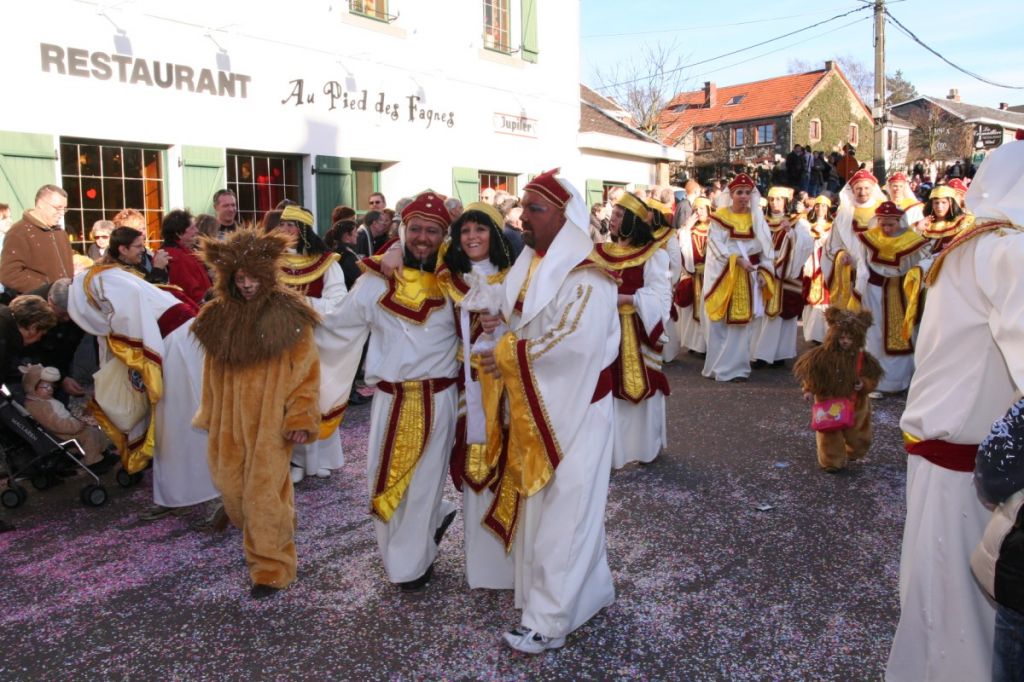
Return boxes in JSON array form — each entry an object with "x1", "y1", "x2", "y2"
[
  {"x1": 356, "y1": 211, "x2": 390, "y2": 258},
  {"x1": 323, "y1": 219, "x2": 362, "y2": 289}
]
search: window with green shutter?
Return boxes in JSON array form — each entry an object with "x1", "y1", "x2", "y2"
[{"x1": 452, "y1": 167, "x2": 480, "y2": 205}]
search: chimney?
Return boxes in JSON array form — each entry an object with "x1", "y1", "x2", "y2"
[
  {"x1": 947, "y1": 88, "x2": 961, "y2": 102},
  {"x1": 704, "y1": 81, "x2": 717, "y2": 108},
  {"x1": 825, "y1": 60, "x2": 834, "y2": 71},
  {"x1": 1000, "y1": 102, "x2": 1009, "y2": 110}
]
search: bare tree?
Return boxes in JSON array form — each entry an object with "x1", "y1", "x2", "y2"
[
  {"x1": 905, "y1": 105, "x2": 972, "y2": 162},
  {"x1": 787, "y1": 55, "x2": 872, "y2": 102},
  {"x1": 595, "y1": 41, "x2": 693, "y2": 138}
]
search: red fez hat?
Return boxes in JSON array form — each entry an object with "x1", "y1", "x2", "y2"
[
  {"x1": 875, "y1": 201, "x2": 904, "y2": 217},
  {"x1": 401, "y1": 190, "x2": 452, "y2": 229},
  {"x1": 849, "y1": 169, "x2": 878, "y2": 186},
  {"x1": 887, "y1": 172, "x2": 908, "y2": 184},
  {"x1": 523, "y1": 168, "x2": 570, "y2": 209},
  {"x1": 728, "y1": 173, "x2": 755, "y2": 191},
  {"x1": 946, "y1": 178, "x2": 968, "y2": 194}
]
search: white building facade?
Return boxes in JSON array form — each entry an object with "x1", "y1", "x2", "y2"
[{"x1": 0, "y1": 0, "x2": 620, "y2": 246}]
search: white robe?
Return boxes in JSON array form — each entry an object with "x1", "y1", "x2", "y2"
[
  {"x1": 751, "y1": 219, "x2": 814, "y2": 363},
  {"x1": 332, "y1": 268, "x2": 459, "y2": 584},
  {"x1": 802, "y1": 224, "x2": 832, "y2": 344},
  {"x1": 676, "y1": 224, "x2": 708, "y2": 354},
  {"x1": 500, "y1": 221, "x2": 620, "y2": 639},
  {"x1": 888, "y1": 226, "x2": 1024, "y2": 681},
  {"x1": 661, "y1": 233, "x2": 684, "y2": 362},
  {"x1": 612, "y1": 250, "x2": 670, "y2": 469},
  {"x1": 68, "y1": 267, "x2": 218, "y2": 508}
]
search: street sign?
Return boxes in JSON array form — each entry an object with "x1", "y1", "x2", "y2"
[{"x1": 975, "y1": 124, "x2": 1003, "y2": 149}]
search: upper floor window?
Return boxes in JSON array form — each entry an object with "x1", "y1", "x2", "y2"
[
  {"x1": 699, "y1": 130, "x2": 714, "y2": 150},
  {"x1": 350, "y1": 0, "x2": 389, "y2": 22},
  {"x1": 731, "y1": 127, "x2": 745, "y2": 148},
  {"x1": 483, "y1": 0, "x2": 512, "y2": 53},
  {"x1": 809, "y1": 119, "x2": 822, "y2": 143},
  {"x1": 725, "y1": 95, "x2": 745, "y2": 106},
  {"x1": 849, "y1": 123, "x2": 860, "y2": 146},
  {"x1": 755, "y1": 124, "x2": 774, "y2": 145}
]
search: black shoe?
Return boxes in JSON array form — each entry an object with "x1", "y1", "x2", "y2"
[
  {"x1": 752, "y1": 359, "x2": 768, "y2": 369},
  {"x1": 434, "y1": 510, "x2": 457, "y2": 546},
  {"x1": 771, "y1": 359, "x2": 786, "y2": 368},
  {"x1": 399, "y1": 564, "x2": 433, "y2": 592},
  {"x1": 348, "y1": 391, "x2": 370, "y2": 406},
  {"x1": 250, "y1": 584, "x2": 282, "y2": 600},
  {"x1": 0, "y1": 519, "x2": 14, "y2": 534}
]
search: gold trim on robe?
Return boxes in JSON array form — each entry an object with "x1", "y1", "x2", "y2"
[{"x1": 372, "y1": 381, "x2": 432, "y2": 522}]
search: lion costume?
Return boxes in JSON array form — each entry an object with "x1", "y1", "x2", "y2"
[
  {"x1": 792, "y1": 307, "x2": 883, "y2": 472},
  {"x1": 191, "y1": 228, "x2": 321, "y2": 595}
]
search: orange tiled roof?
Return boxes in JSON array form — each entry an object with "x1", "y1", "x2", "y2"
[{"x1": 658, "y1": 69, "x2": 838, "y2": 144}]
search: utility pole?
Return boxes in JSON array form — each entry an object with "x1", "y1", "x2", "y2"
[{"x1": 872, "y1": 0, "x2": 887, "y2": 180}]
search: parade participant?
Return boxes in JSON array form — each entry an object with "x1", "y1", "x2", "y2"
[
  {"x1": 436, "y1": 201, "x2": 514, "y2": 590},
  {"x1": 849, "y1": 201, "x2": 930, "y2": 398},
  {"x1": 887, "y1": 136, "x2": 1024, "y2": 682},
  {"x1": 802, "y1": 196, "x2": 834, "y2": 343},
  {"x1": 915, "y1": 185, "x2": 974, "y2": 253},
  {"x1": 596, "y1": 191, "x2": 671, "y2": 468},
  {"x1": 192, "y1": 228, "x2": 320, "y2": 599},
  {"x1": 476, "y1": 168, "x2": 619, "y2": 654},
  {"x1": 886, "y1": 172, "x2": 925, "y2": 225},
  {"x1": 751, "y1": 187, "x2": 813, "y2": 367},
  {"x1": 701, "y1": 174, "x2": 776, "y2": 383},
  {"x1": 333, "y1": 190, "x2": 459, "y2": 593},
  {"x1": 161, "y1": 209, "x2": 211, "y2": 307},
  {"x1": 646, "y1": 199, "x2": 683, "y2": 363},
  {"x1": 675, "y1": 197, "x2": 712, "y2": 354},
  {"x1": 270, "y1": 205, "x2": 356, "y2": 484},
  {"x1": 68, "y1": 248, "x2": 219, "y2": 521},
  {"x1": 822, "y1": 170, "x2": 886, "y2": 312}
]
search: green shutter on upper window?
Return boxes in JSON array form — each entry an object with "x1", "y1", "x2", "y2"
[
  {"x1": 585, "y1": 179, "x2": 604, "y2": 209},
  {"x1": 0, "y1": 131, "x2": 57, "y2": 217},
  {"x1": 181, "y1": 145, "x2": 225, "y2": 216},
  {"x1": 452, "y1": 167, "x2": 480, "y2": 206},
  {"x1": 521, "y1": 0, "x2": 538, "y2": 63},
  {"x1": 315, "y1": 155, "x2": 353, "y2": 235}
]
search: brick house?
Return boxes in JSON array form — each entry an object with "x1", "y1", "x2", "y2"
[{"x1": 658, "y1": 61, "x2": 872, "y2": 182}]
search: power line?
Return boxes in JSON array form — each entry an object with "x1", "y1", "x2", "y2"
[
  {"x1": 885, "y1": 9, "x2": 1024, "y2": 90},
  {"x1": 582, "y1": 5, "x2": 859, "y2": 39},
  {"x1": 596, "y1": 4, "x2": 873, "y2": 91}
]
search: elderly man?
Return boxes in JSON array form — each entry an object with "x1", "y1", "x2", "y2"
[
  {"x1": 886, "y1": 140, "x2": 1024, "y2": 681},
  {"x1": 333, "y1": 190, "x2": 460, "y2": 593},
  {"x1": 479, "y1": 169, "x2": 620, "y2": 654},
  {"x1": 0, "y1": 185, "x2": 74, "y2": 295}
]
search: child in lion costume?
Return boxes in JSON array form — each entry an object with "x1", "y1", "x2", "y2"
[{"x1": 793, "y1": 307, "x2": 883, "y2": 472}]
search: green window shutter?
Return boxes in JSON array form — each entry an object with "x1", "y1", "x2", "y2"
[
  {"x1": 521, "y1": 0, "x2": 538, "y2": 63},
  {"x1": 452, "y1": 167, "x2": 479, "y2": 206},
  {"x1": 0, "y1": 131, "x2": 57, "y2": 217},
  {"x1": 181, "y1": 145, "x2": 225, "y2": 216},
  {"x1": 585, "y1": 179, "x2": 604, "y2": 209},
  {"x1": 315, "y1": 155, "x2": 353, "y2": 235}
]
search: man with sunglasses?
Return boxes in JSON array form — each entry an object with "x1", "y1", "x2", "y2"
[{"x1": 0, "y1": 185, "x2": 75, "y2": 297}]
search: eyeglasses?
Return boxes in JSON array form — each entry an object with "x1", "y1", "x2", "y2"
[
  {"x1": 95, "y1": 234, "x2": 110, "y2": 241},
  {"x1": 43, "y1": 199, "x2": 67, "y2": 213}
]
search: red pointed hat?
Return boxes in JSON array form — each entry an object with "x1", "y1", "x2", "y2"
[
  {"x1": 523, "y1": 168, "x2": 570, "y2": 209},
  {"x1": 946, "y1": 178, "x2": 968, "y2": 194},
  {"x1": 727, "y1": 173, "x2": 756, "y2": 191},
  {"x1": 887, "y1": 172, "x2": 908, "y2": 184},
  {"x1": 849, "y1": 169, "x2": 878, "y2": 185},
  {"x1": 875, "y1": 201, "x2": 905, "y2": 217},
  {"x1": 401, "y1": 190, "x2": 452, "y2": 229}
]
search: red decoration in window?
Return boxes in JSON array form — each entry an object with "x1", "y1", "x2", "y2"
[{"x1": 86, "y1": 188, "x2": 97, "y2": 199}]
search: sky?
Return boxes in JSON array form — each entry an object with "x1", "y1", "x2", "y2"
[{"x1": 580, "y1": 0, "x2": 1024, "y2": 111}]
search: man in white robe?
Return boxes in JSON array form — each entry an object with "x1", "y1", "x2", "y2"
[
  {"x1": 68, "y1": 264, "x2": 218, "y2": 511},
  {"x1": 480, "y1": 169, "x2": 620, "y2": 654},
  {"x1": 886, "y1": 139, "x2": 1024, "y2": 681},
  {"x1": 331, "y1": 191, "x2": 459, "y2": 592}
]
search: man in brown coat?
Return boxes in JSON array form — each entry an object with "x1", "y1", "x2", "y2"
[{"x1": 0, "y1": 185, "x2": 74, "y2": 295}]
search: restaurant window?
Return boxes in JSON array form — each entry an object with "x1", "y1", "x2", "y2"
[
  {"x1": 602, "y1": 182, "x2": 625, "y2": 202},
  {"x1": 479, "y1": 171, "x2": 517, "y2": 196},
  {"x1": 483, "y1": 0, "x2": 512, "y2": 53},
  {"x1": 353, "y1": 161, "x2": 382, "y2": 211},
  {"x1": 226, "y1": 151, "x2": 302, "y2": 226},
  {"x1": 755, "y1": 124, "x2": 774, "y2": 145},
  {"x1": 60, "y1": 138, "x2": 165, "y2": 250}
]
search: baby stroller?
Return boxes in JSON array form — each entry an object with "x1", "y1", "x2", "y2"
[{"x1": 0, "y1": 389, "x2": 108, "y2": 509}]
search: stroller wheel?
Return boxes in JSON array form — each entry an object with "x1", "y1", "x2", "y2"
[
  {"x1": 30, "y1": 474, "x2": 51, "y2": 491},
  {"x1": 80, "y1": 484, "x2": 108, "y2": 508},
  {"x1": 115, "y1": 468, "x2": 133, "y2": 488},
  {"x1": 1, "y1": 485, "x2": 25, "y2": 509}
]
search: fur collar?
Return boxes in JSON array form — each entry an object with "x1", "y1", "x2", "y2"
[{"x1": 192, "y1": 288, "x2": 319, "y2": 367}]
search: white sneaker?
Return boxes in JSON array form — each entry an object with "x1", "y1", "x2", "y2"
[
  {"x1": 315, "y1": 468, "x2": 331, "y2": 479},
  {"x1": 290, "y1": 466, "x2": 304, "y2": 484},
  {"x1": 868, "y1": 391, "x2": 884, "y2": 400},
  {"x1": 502, "y1": 626, "x2": 565, "y2": 654}
]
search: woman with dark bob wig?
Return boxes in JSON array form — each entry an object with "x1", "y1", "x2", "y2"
[
  {"x1": 435, "y1": 201, "x2": 514, "y2": 591},
  {"x1": 594, "y1": 191, "x2": 672, "y2": 470}
]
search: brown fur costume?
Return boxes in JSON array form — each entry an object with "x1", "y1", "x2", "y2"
[
  {"x1": 192, "y1": 228, "x2": 321, "y2": 590},
  {"x1": 793, "y1": 307, "x2": 884, "y2": 472}
]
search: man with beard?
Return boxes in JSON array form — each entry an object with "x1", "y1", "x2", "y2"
[{"x1": 332, "y1": 190, "x2": 459, "y2": 592}]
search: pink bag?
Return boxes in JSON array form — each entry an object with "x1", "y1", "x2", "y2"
[{"x1": 810, "y1": 352, "x2": 862, "y2": 433}]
